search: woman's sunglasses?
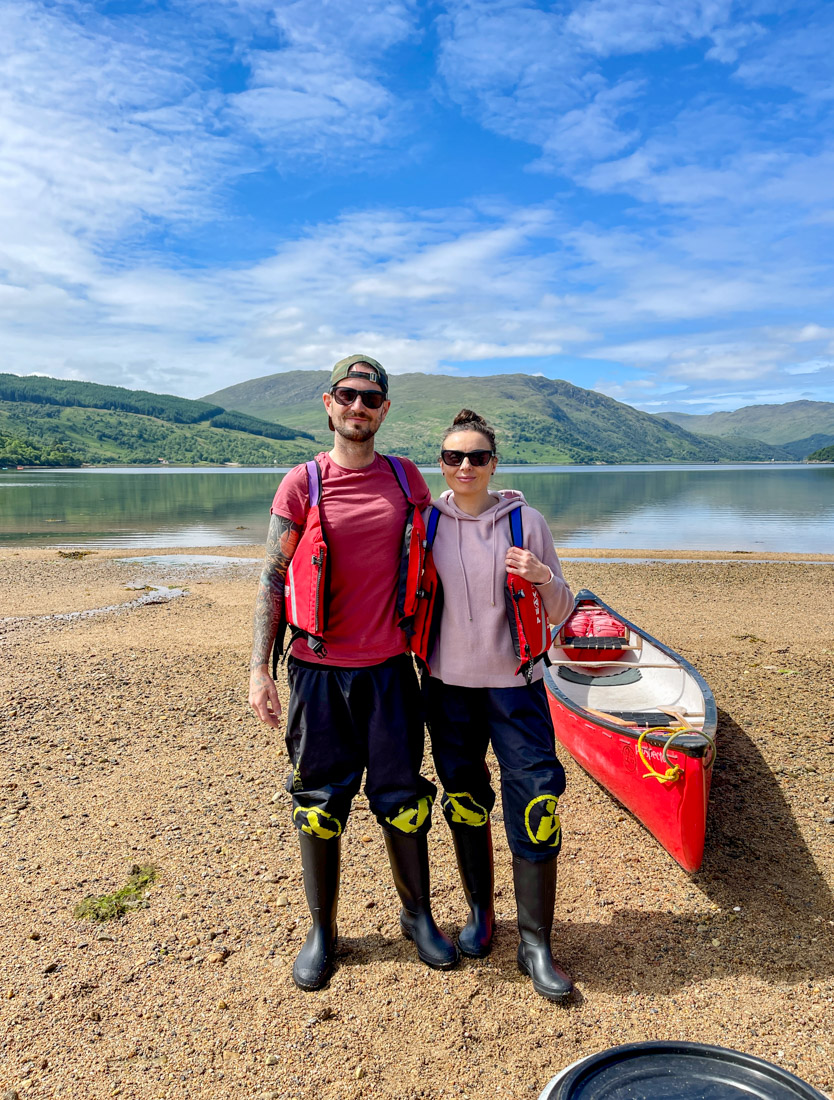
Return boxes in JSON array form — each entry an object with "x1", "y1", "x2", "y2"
[
  {"x1": 330, "y1": 386, "x2": 386, "y2": 410},
  {"x1": 440, "y1": 449, "x2": 495, "y2": 467}
]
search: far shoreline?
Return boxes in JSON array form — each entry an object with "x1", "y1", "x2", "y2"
[{"x1": 2, "y1": 459, "x2": 818, "y2": 472}]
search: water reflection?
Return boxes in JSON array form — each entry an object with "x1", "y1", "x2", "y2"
[
  {"x1": 482, "y1": 465, "x2": 834, "y2": 551},
  {"x1": 1, "y1": 464, "x2": 833, "y2": 552}
]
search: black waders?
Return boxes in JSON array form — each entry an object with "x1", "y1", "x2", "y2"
[
  {"x1": 513, "y1": 854, "x2": 573, "y2": 1001},
  {"x1": 292, "y1": 832, "x2": 340, "y2": 992},
  {"x1": 383, "y1": 831, "x2": 459, "y2": 970},
  {"x1": 451, "y1": 823, "x2": 495, "y2": 958}
]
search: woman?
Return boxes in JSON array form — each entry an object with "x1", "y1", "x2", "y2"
[{"x1": 422, "y1": 409, "x2": 575, "y2": 1000}]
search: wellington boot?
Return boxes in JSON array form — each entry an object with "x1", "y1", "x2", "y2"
[
  {"x1": 384, "y1": 831, "x2": 459, "y2": 970},
  {"x1": 513, "y1": 854, "x2": 573, "y2": 1001},
  {"x1": 292, "y1": 832, "x2": 340, "y2": 992},
  {"x1": 452, "y1": 824, "x2": 495, "y2": 958}
]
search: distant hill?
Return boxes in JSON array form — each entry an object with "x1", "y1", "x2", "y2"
[
  {"x1": 808, "y1": 443, "x2": 834, "y2": 462},
  {"x1": 656, "y1": 401, "x2": 834, "y2": 457},
  {"x1": 204, "y1": 371, "x2": 793, "y2": 464},
  {"x1": 0, "y1": 373, "x2": 315, "y2": 466}
]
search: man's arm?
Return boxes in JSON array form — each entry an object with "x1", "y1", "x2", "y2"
[{"x1": 248, "y1": 513, "x2": 303, "y2": 728}]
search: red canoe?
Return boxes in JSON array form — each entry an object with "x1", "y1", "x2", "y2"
[{"x1": 544, "y1": 590, "x2": 717, "y2": 872}]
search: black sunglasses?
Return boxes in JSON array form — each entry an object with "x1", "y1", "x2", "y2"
[
  {"x1": 331, "y1": 386, "x2": 386, "y2": 410},
  {"x1": 440, "y1": 449, "x2": 495, "y2": 467}
]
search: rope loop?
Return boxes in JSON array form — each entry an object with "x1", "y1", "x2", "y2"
[{"x1": 636, "y1": 724, "x2": 718, "y2": 783}]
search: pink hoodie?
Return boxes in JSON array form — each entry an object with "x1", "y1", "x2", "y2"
[{"x1": 425, "y1": 489, "x2": 574, "y2": 689}]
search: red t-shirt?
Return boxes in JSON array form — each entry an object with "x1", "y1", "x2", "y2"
[{"x1": 271, "y1": 452, "x2": 431, "y2": 667}]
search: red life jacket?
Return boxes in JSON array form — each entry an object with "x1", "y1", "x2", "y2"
[
  {"x1": 274, "y1": 455, "x2": 426, "y2": 666},
  {"x1": 409, "y1": 507, "x2": 443, "y2": 672},
  {"x1": 504, "y1": 506, "x2": 552, "y2": 684},
  {"x1": 560, "y1": 605, "x2": 628, "y2": 663},
  {"x1": 411, "y1": 505, "x2": 552, "y2": 684}
]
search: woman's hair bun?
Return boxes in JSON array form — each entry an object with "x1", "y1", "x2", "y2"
[
  {"x1": 442, "y1": 408, "x2": 498, "y2": 453},
  {"x1": 453, "y1": 408, "x2": 487, "y2": 427}
]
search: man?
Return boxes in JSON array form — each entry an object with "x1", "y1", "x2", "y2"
[{"x1": 249, "y1": 354, "x2": 458, "y2": 991}]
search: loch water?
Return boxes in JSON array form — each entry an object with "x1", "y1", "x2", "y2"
[{"x1": 1, "y1": 463, "x2": 833, "y2": 553}]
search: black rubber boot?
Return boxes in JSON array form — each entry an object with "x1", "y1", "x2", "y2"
[
  {"x1": 384, "y1": 831, "x2": 459, "y2": 970},
  {"x1": 292, "y1": 832, "x2": 340, "y2": 992},
  {"x1": 452, "y1": 824, "x2": 495, "y2": 958},
  {"x1": 513, "y1": 854, "x2": 573, "y2": 1001}
]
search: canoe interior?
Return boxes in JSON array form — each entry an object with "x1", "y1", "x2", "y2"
[
  {"x1": 550, "y1": 635, "x2": 707, "y2": 725},
  {"x1": 546, "y1": 594, "x2": 717, "y2": 754}
]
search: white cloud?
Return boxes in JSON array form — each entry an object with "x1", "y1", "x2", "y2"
[
  {"x1": 784, "y1": 359, "x2": 832, "y2": 376},
  {"x1": 564, "y1": 0, "x2": 737, "y2": 56},
  {"x1": 228, "y1": 0, "x2": 418, "y2": 158}
]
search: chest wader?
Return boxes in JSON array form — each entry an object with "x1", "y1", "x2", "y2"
[
  {"x1": 291, "y1": 831, "x2": 340, "y2": 991},
  {"x1": 451, "y1": 820, "x2": 495, "y2": 958},
  {"x1": 383, "y1": 830, "x2": 459, "y2": 970},
  {"x1": 513, "y1": 854, "x2": 573, "y2": 1001}
]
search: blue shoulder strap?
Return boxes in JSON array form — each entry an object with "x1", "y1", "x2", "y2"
[
  {"x1": 384, "y1": 454, "x2": 413, "y2": 502},
  {"x1": 425, "y1": 506, "x2": 441, "y2": 550},
  {"x1": 508, "y1": 506, "x2": 523, "y2": 548},
  {"x1": 306, "y1": 458, "x2": 322, "y2": 508}
]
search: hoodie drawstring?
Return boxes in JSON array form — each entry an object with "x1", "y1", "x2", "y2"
[
  {"x1": 454, "y1": 513, "x2": 473, "y2": 622},
  {"x1": 491, "y1": 508, "x2": 497, "y2": 607}
]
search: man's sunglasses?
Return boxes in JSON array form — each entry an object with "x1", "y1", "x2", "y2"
[
  {"x1": 330, "y1": 386, "x2": 386, "y2": 410},
  {"x1": 440, "y1": 449, "x2": 495, "y2": 467}
]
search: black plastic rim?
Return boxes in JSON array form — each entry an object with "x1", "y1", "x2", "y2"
[{"x1": 540, "y1": 1041, "x2": 830, "y2": 1100}]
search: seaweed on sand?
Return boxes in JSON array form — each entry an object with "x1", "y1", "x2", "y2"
[{"x1": 74, "y1": 865, "x2": 157, "y2": 921}]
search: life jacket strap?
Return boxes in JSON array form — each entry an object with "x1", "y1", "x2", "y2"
[
  {"x1": 508, "y1": 505, "x2": 523, "y2": 548},
  {"x1": 305, "y1": 458, "x2": 322, "y2": 508},
  {"x1": 383, "y1": 454, "x2": 416, "y2": 502},
  {"x1": 424, "y1": 506, "x2": 441, "y2": 552}
]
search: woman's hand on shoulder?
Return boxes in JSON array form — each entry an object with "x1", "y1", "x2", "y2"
[{"x1": 505, "y1": 546, "x2": 551, "y2": 585}]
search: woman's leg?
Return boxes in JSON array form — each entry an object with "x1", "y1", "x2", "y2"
[
  {"x1": 424, "y1": 677, "x2": 496, "y2": 956},
  {"x1": 488, "y1": 681, "x2": 573, "y2": 1000}
]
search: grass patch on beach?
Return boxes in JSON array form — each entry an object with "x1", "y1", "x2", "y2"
[
  {"x1": 57, "y1": 549, "x2": 95, "y2": 560},
  {"x1": 74, "y1": 865, "x2": 157, "y2": 922}
]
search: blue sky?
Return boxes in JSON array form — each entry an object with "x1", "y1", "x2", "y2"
[{"x1": 1, "y1": 0, "x2": 832, "y2": 414}]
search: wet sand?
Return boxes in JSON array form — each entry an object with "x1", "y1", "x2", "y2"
[{"x1": 2, "y1": 546, "x2": 833, "y2": 1099}]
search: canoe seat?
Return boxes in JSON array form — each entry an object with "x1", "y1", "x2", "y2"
[
  {"x1": 558, "y1": 666, "x2": 641, "y2": 686},
  {"x1": 562, "y1": 635, "x2": 629, "y2": 649}
]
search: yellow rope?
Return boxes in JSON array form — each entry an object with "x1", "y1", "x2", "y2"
[
  {"x1": 636, "y1": 726, "x2": 685, "y2": 783},
  {"x1": 636, "y1": 724, "x2": 718, "y2": 783}
]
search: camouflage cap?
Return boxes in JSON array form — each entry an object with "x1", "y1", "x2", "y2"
[{"x1": 330, "y1": 354, "x2": 388, "y2": 394}]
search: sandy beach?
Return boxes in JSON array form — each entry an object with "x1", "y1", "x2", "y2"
[{"x1": 2, "y1": 546, "x2": 833, "y2": 1100}]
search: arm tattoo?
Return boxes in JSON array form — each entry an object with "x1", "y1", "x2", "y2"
[{"x1": 250, "y1": 514, "x2": 303, "y2": 668}]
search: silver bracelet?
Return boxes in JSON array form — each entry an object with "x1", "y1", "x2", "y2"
[{"x1": 533, "y1": 567, "x2": 554, "y2": 587}]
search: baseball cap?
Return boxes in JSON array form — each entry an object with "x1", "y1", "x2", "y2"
[{"x1": 330, "y1": 354, "x2": 388, "y2": 394}]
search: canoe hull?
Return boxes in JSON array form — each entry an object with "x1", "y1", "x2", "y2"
[{"x1": 544, "y1": 687, "x2": 712, "y2": 872}]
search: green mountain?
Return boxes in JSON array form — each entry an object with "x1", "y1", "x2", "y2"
[
  {"x1": 204, "y1": 371, "x2": 793, "y2": 464},
  {"x1": 0, "y1": 374, "x2": 315, "y2": 467},
  {"x1": 656, "y1": 400, "x2": 834, "y2": 457},
  {"x1": 808, "y1": 443, "x2": 834, "y2": 462}
]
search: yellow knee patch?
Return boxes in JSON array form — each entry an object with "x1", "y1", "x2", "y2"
[
  {"x1": 293, "y1": 806, "x2": 343, "y2": 840},
  {"x1": 524, "y1": 794, "x2": 561, "y2": 847},
  {"x1": 443, "y1": 792, "x2": 489, "y2": 827},
  {"x1": 385, "y1": 794, "x2": 434, "y2": 834}
]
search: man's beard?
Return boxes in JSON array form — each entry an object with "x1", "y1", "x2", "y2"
[{"x1": 334, "y1": 418, "x2": 376, "y2": 443}]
